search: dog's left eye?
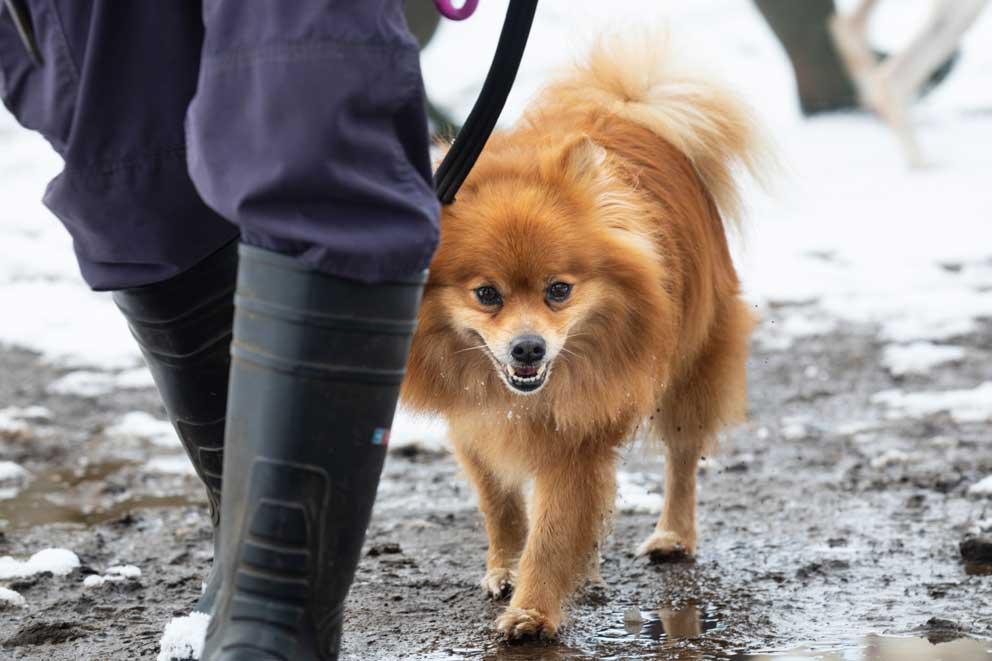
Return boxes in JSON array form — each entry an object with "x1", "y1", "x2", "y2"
[
  {"x1": 546, "y1": 282, "x2": 572, "y2": 303},
  {"x1": 475, "y1": 285, "x2": 502, "y2": 307}
]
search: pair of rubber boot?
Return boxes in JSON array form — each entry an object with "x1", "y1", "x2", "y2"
[{"x1": 113, "y1": 242, "x2": 424, "y2": 660}]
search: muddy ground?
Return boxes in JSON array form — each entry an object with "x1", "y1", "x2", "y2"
[{"x1": 1, "y1": 307, "x2": 991, "y2": 660}]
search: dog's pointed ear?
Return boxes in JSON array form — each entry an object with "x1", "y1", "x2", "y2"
[{"x1": 559, "y1": 136, "x2": 608, "y2": 185}]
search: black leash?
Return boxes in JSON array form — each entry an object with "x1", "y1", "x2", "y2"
[
  {"x1": 434, "y1": 0, "x2": 537, "y2": 205},
  {"x1": 1, "y1": 0, "x2": 43, "y2": 66}
]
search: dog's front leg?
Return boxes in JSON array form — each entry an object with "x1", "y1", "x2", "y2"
[
  {"x1": 455, "y1": 445, "x2": 528, "y2": 600},
  {"x1": 496, "y1": 450, "x2": 616, "y2": 640}
]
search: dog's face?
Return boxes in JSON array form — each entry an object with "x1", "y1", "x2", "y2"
[
  {"x1": 462, "y1": 280, "x2": 573, "y2": 394},
  {"x1": 443, "y1": 243, "x2": 595, "y2": 396},
  {"x1": 427, "y1": 152, "x2": 609, "y2": 397},
  {"x1": 404, "y1": 135, "x2": 675, "y2": 422}
]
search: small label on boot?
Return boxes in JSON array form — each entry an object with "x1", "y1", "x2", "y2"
[{"x1": 371, "y1": 428, "x2": 391, "y2": 446}]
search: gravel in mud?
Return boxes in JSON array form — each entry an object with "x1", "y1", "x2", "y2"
[{"x1": 1, "y1": 310, "x2": 991, "y2": 660}]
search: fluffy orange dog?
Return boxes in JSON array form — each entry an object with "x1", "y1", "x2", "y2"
[{"x1": 402, "y1": 35, "x2": 767, "y2": 640}]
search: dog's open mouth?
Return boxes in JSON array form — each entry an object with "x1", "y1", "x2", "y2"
[{"x1": 502, "y1": 362, "x2": 548, "y2": 393}]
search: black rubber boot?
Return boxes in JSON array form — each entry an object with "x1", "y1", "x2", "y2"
[
  {"x1": 202, "y1": 245, "x2": 425, "y2": 661},
  {"x1": 112, "y1": 241, "x2": 237, "y2": 614}
]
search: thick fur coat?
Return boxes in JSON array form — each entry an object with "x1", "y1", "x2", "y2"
[{"x1": 401, "y1": 34, "x2": 769, "y2": 639}]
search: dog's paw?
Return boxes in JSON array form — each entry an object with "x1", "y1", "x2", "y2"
[
  {"x1": 481, "y1": 567, "x2": 516, "y2": 600},
  {"x1": 496, "y1": 607, "x2": 558, "y2": 641},
  {"x1": 636, "y1": 530, "x2": 695, "y2": 562}
]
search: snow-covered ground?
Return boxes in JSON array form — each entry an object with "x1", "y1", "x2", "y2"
[{"x1": 0, "y1": 547, "x2": 79, "y2": 580}]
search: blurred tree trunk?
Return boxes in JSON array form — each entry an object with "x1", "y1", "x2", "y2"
[{"x1": 753, "y1": 0, "x2": 859, "y2": 115}]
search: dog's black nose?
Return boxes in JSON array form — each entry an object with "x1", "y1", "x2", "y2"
[{"x1": 510, "y1": 335, "x2": 546, "y2": 365}]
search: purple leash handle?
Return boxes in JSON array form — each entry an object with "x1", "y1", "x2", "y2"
[{"x1": 434, "y1": 0, "x2": 479, "y2": 21}]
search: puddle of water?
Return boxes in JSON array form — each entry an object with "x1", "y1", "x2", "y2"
[
  {"x1": 748, "y1": 635, "x2": 992, "y2": 660},
  {"x1": 460, "y1": 603, "x2": 992, "y2": 661},
  {"x1": 480, "y1": 603, "x2": 736, "y2": 660},
  {"x1": 0, "y1": 461, "x2": 197, "y2": 529}
]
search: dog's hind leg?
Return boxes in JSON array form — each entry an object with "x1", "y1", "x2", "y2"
[
  {"x1": 639, "y1": 299, "x2": 754, "y2": 561},
  {"x1": 453, "y1": 444, "x2": 528, "y2": 600},
  {"x1": 637, "y1": 434, "x2": 704, "y2": 560}
]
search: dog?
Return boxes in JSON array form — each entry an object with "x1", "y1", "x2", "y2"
[{"x1": 401, "y1": 33, "x2": 768, "y2": 640}]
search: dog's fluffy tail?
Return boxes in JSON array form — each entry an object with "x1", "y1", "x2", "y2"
[{"x1": 533, "y1": 31, "x2": 773, "y2": 224}]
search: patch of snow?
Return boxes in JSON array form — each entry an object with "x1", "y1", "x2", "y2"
[
  {"x1": 969, "y1": 518, "x2": 992, "y2": 535},
  {"x1": 0, "y1": 282, "x2": 140, "y2": 370},
  {"x1": 616, "y1": 471, "x2": 662, "y2": 514},
  {"x1": 930, "y1": 435, "x2": 958, "y2": 449},
  {"x1": 84, "y1": 564, "x2": 142, "y2": 587},
  {"x1": 48, "y1": 367, "x2": 155, "y2": 398},
  {"x1": 82, "y1": 575, "x2": 106, "y2": 588},
  {"x1": 389, "y1": 407, "x2": 449, "y2": 454},
  {"x1": 0, "y1": 548, "x2": 80, "y2": 579},
  {"x1": 755, "y1": 312, "x2": 837, "y2": 351},
  {"x1": 48, "y1": 371, "x2": 116, "y2": 397},
  {"x1": 0, "y1": 411, "x2": 29, "y2": 435},
  {"x1": 157, "y1": 612, "x2": 210, "y2": 661},
  {"x1": 0, "y1": 461, "x2": 30, "y2": 500},
  {"x1": 734, "y1": 452, "x2": 756, "y2": 465},
  {"x1": 851, "y1": 432, "x2": 876, "y2": 446},
  {"x1": 881, "y1": 342, "x2": 965, "y2": 376},
  {"x1": 872, "y1": 382, "x2": 992, "y2": 424},
  {"x1": 834, "y1": 421, "x2": 878, "y2": 436},
  {"x1": 106, "y1": 411, "x2": 178, "y2": 448},
  {"x1": 0, "y1": 586, "x2": 26, "y2": 608},
  {"x1": 0, "y1": 460, "x2": 28, "y2": 483},
  {"x1": 144, "y1": 456, "x2": 195, "y2": 476},
  {"x1": 869, "y1": 449, "x2": 917, "y2": 469},
  {"x1": 781, "y1": 417, "x2": 810, "y2": 441},
  {"x1": 115, "y1": 367, "x2": 155, "y2": 388},
  {"x1": 107, "y1": 564, "x2": 142, "y2": 578},
  {"x1": 0, "y1": 405, "x2": 51, "y2": 422},
  {"x1": 968, "y1": 475, "x2": 992, "y2": 497}
]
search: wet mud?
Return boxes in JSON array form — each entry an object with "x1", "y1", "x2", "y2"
[{"x1": 1, "y1": 312, "x2": 991, "y2": 659}]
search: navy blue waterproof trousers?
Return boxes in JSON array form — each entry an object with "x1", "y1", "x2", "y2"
[{"x1": 0, "y1": 1, "x2": 440, "y2": 290}]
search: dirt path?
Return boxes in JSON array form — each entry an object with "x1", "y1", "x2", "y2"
[{"x1": 1, "y1": 309, "x2": 991, "y2": 660}]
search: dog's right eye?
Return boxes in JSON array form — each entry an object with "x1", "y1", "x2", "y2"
[{"x1": 474, "y1": 286, "x2": 502, "y2": 307}]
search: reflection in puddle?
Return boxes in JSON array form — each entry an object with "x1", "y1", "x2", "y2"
[
  {"x1": 619, "y1": 602, "x2": 721, "y2": 641},
  {"x1": 963, "y1": 562, "x2": 992, "y2": 576},
  {"x1": 0, "y1": 461, "x2": 197, "y2": 529},
  {"x1": 485, "y1": 603, "x2": 732, "y2": 660}
]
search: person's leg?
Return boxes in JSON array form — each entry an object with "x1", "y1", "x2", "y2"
[
  {"x1": 204, "y1": 247, "x2": 426, "y2": 659},
  {"x1": 186, "y1": 2, "x2": 440, "y2": 658},
  {"x1": 754, "y1": 0, "x2": 960, "y2": 118},
  {"x1": 828, "y1": 0, "x2": 881, "y2": 104},
  {"x1": 862, "y1": 0, "x2": 986, "y2": 166},
  {"x1": 111, "y1": 240, "x2": 237, "y2": 614},
  {"x1": 1, "y1": 1, "x2": 239, "y2": 612}
]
